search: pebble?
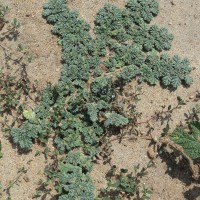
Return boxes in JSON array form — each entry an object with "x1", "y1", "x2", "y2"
[
  {"x1": 147, "y1": 146, "x2": 155, "y2": 159},
  {"x1": 168, "y1": 22, "x2": 172, "y2": 25},
  {"x1": 189, "y1": 95, "x2": 194, "y2": 99}
]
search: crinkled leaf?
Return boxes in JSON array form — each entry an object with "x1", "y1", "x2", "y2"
[{"x1": 170, "y1": 124, "x2": 200, "y2": 159}]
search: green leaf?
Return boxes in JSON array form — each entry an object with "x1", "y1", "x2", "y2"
[
  {"x1": 23, "y1": 109, "x2": 36, "y2": 122},
  {"x1": 170, "y1": 124, "x2": 200, "y2": 159},
  {"x1": 104, "y1": 112, "x2": 129, "y2": 127},
  {"x1": 86, "y1": 103, "x2": 98, "y2": 122}
]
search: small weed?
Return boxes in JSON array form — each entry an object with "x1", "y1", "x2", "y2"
[
  {"x1": 0, "y1": 6, "x2": 36, "y2": 131},
  {"x1": 0, "y1": 4, "x2": 20, "y2": 40},
  {"x1": 0, "y1": 4, "x2": 35, "y2": 125},
  {"x1": 184, "y1": 104, "x2": 200, "y2": 123},
  {"x1": 97, "y1": 162, "x2": 154, "y2": 200},
  {"x1": 0, "y1": 4, "x2": 8, "y2": 31},
  {"x1": 0, "y1": 5, "x2": 8, "y2": 18},
  {"x1": 154, "y1": 96, "x2": 186, "y2": 125}
]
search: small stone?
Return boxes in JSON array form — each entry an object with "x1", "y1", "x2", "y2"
[
  {"x1": 56, "y1": 68, "x2": 59, "y2": 72},
  {"x1": 147, "y1": 146, "x2": 155, "y2": 159},
  {"x1": 189, "y1": 95, "x2": 194, "y2": 99},
  {"x1": 34, "y1": 67, "x2": 38, "y2": 70},
  {"x1": 168, "y1": 22, "x2": 172, "y2": 25}
]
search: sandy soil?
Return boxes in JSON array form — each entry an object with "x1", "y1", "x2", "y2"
[{"x1": 0, "y1": 0, "x2": 200, "y2": 200}]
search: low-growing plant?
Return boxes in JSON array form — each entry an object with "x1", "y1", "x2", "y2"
[
  {"x1": 171, "y1": 121, "x2": 200, "y2": 160},
  {"x1": 0, "y1": 7, "x2": 39, "y2": 148},
  {"x1": 0, "y1": 4, "x2": 8, "y2": 30},
  {"x1": 7, "y1": 0, "x2": 196, "y2": 198},
  {"x1": 145, "y1": 104, "x2": 200, "y2": 180},
  {"x1": 0, "y1": 3, "x2": 20, "y2": 40},
  {"x1": 45, "y1": 151, "x2": 94, "y2": 200},
  {"x1": 168, "y1": 118, "x2": 200, "y2": 180},
  {"x1": 97, "y1": 162, "x2": 154, "y2": 200},
  {"x1": 0, "y1": 69, "x2": 21, "y2": 113},
  {"x1": 184, "y1": 104, "x2": 200, "y2": 123},
  {"x1": 0, "y1": 4, "x2": 34, "y2": 124},
  {"x1": 0, "y1": 52, "x2": 36, "y2": 130}
]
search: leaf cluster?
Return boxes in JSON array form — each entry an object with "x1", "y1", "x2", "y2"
[
  {"x1": 10, "y1": 119, "x2": 48, "y2": 149},
  {"x1": 9, "y1": 0, "x2": 195, "y2": 198},
  {"x1": 0, "y1": 4, "x2": 20, "y2": 40},
  {"x1": 0, "y1": 4, "x2": 8, "y2": 19},
  {"x1": 97, "y1": 163, "x2": 153, "y2": 200},
  {"x1": 53, "y1": 151, "x2": 94, "y2": 200},
  {"x1": 170, "y1": 121, "x2": 200, "y2": 159},
  {"x1": 94, "y1": 2, "x2": 192, "y2": 88}
]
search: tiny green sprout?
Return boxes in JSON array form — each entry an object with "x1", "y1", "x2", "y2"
[
  {"x1": 0, "y1": 5, "x2": 8, "y2": 18},
  {"x1": 11, "y1": 18, "x2": 20, "y2": 29},
  {"x1": 27, "y1": 54, "x2": 33, "y2": 63},
  {"x1": 17, "y1": 43, "x2": 26, "y2": 52},
  {"x1": 35, "y1": 150, "x2": 41, "y2": 157},
  {"x1": 57, "y1": 38, "x2": 63, "y2": 45},
  {"x1": 177, "y1": 96, "x2": 186, "y2": 105}
]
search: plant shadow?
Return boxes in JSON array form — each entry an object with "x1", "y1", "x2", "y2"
[
  {"x1": 157, "y1": 146, "x2": 199, "y2": 185},
  {"x1": 184, "y1": 186, "x2": 200, "y2": 200}
]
